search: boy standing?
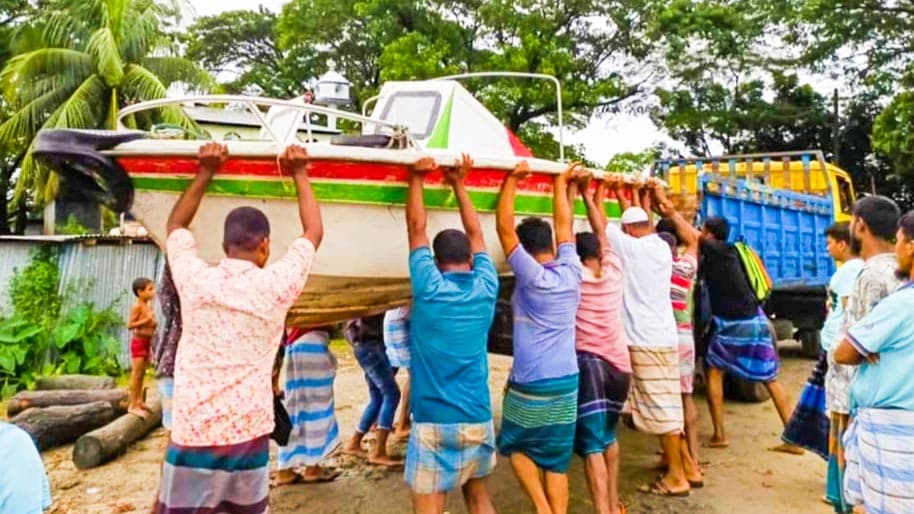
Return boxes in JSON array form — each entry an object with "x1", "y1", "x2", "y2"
[
  {"x1": 495, "y1": 161, "x2": 581, "y2": 514},
  {"x1": 403, "y1": 154, "x2": 500, "y2": 514},
  {"x1": 127, "y1": 277, "x2": 156, "y2": 418},
  {"x1": 154, "y1": 142, "x2": 322, "y2": 514}
]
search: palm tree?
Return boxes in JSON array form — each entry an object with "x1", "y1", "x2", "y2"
[{"x1": 0, "y1": 0, "x2": 209, "y2": 204}]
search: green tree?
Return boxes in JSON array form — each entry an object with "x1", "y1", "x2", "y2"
[
  {"x1": 182, "y1": 7, "x2": 304, "y2": 98},
  {"x1": 0, "y1": 0, "x2": 30, "y2": 234},
  {"x1": 276, "y1": 0, "x2": 658, "y2": 160},
  {"x1": 0, "y1": 0, "x2": 209, "y2": 205}
]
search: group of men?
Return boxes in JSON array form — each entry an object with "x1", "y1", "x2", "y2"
[{"x1": 150, "y1": 141, "x2": 914, "y2": 514}]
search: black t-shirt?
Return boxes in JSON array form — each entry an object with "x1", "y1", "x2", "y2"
[{"x1": 699, "y1": 238, "x2": 759, "y2": 319}]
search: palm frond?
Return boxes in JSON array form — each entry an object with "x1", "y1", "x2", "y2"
[
  {"x1": 87, "y1": 28, "x2": 125, "y2": 87},
  {"x1": 43, "y1": 74, "x2": 109, "y2": 130},
  {"x1": 121, "y1": 63, "x2": 168, "y2": 100},
  {"x1": 0, "y1": 48, "x2": 94, "y2": 102},
  {"x1": 32, "y1": 10, "x2": 91, "y2": 49},
  {"x1": 116, "y1": 6, "x2": 160, "y2": 63},
  {"x1": 142, "y1": 56, "x2": 212, "y2": 90},
  {"x1": 0, "y1": 86, "x2": 73, "y2": 145}
]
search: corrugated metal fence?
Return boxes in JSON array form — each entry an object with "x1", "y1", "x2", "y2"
[{"x1": 0, "y1": 236, "x2": 164, "y2": 366}]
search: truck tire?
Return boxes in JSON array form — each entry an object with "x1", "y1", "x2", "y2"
[
  {"x1": 724, "y1": 376, "x2": 770, "y2": 403},
  {"x1": 771, "y1": 319, "x2": 794, "y2": 342},
  {"x1": 797, "y1": 329, "x2": 821, "y2": 359}
]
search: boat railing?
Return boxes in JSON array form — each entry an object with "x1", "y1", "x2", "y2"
[{"x1": 116, "y1": 95, "x2": 419, "y2": 148}]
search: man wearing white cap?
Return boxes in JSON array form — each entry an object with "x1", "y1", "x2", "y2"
[{"x1": 605, "y1": 178, "x2": 701, "y2": 497}]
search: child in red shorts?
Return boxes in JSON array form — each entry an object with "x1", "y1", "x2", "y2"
[{"x1": 127, "y1": 277, "x2": 156, "y2": 418}]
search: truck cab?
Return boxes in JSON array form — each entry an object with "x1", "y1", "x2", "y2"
[{"x1": 654, "y1": 150, "x2": 857, "y2": 357}]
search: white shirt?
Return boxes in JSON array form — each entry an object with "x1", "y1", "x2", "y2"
[{"x1": 606, "y1": 224, "x2": 678, "y2": 348}]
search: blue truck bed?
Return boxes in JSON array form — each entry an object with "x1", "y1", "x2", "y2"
[{"x1": 698, "y1": 173, "x2": 835, "y2": 290}]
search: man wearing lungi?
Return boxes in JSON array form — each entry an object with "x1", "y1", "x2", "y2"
[
  {"x1": 827, "y1": 196, "x2": 902, "y2": 513},
  {"x1": 572, "y1": 174, "x2": 631, "y2": 514},
  {"x1": 155, "y1": 143, "x2": 322, "y2": 514},
  {"x1": 605, "y1": 180, "x2": 699, "y2": 498},
  {"x1": 835, "y1": 210, "x2": 914, "y2": 514},
  {"x1": 696, "y1": 215, "x2": 792, "y2": 449},
  {"x1": 403, "y1": 154, "x2": 500, "y2": 514},
  {"x1": 496, "y1": 161, "x2": 582, "y2": 514}
]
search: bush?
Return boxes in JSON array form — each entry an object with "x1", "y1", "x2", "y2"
[{"x1": 1, "y1": 248, "x2": 124, "y2": 395}]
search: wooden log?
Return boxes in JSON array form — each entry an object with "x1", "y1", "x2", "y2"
[
  {"x1": 7, "y1": 389, "x2": 128, "y2": 417},
  {"x1": 35, "y1": 375, "x2": 116, "y2": 391},
  {"x1": 73, "y1": 398, "x2": 162, "y2": 470},
  {"x1": 11, "y1": 401, "x2": 118, "y2": 451}
]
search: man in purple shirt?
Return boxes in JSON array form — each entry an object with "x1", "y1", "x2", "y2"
[{"x1": 495, "y1": 161, "x2": 582, "y2": 514}]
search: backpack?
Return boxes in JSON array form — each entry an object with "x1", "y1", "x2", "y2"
[{"x1": 734, "y1": 240, "x2": 773, "y2": 303}]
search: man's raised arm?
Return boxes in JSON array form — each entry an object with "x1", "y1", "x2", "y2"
[
  {"x1": 553, "y1": 163, "x2": 578, "y2": 245},
  {"x1": 279, "y1": 145, "x2": 323, "y2": 249},
  {"x1": 406, "y1": 157, "x2": 436, "y2": 251},
  {"x1": 496, "y1": 161, "x2": 530, "y2": 254},
  {"x1": 445, "y1": 153, "x2": 485, "y2": 253},
  {"x1": 652, "y1": 181, "x2": 700, "y2": 257},
  {"x1": 580, "y1": 174, "x2": 610, "y2": 251},
  {"x1": 166, "y1": 142, "x2": 227, "y2": 234}
]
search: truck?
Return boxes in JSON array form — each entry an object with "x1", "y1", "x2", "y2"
[{"x1": 488, "y1": 150, "x2": 857, "y2": 401}]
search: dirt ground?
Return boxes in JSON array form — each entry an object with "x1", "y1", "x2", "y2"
[{"x1": 40, "y1": 341, "x2": 832, "y2": 514}]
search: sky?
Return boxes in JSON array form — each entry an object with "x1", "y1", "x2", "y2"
[{"x1": 184, "y1": 1, "x2": 675, "y2": 165}]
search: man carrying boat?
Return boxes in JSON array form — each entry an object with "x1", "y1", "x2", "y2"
[
  {"x1": 402, "y1": 154, "x2": 500, "y2": 514},
  {"x1": 154, "y1": 142, "x2": 323, "y2": 514}
]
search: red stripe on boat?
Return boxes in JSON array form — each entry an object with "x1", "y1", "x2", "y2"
[{"x1": 117, "y1": 157, "x2": 557, "y2": 193}]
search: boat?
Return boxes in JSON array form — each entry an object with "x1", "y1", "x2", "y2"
[{"x1": 34, "y1": 73, "x2": 630, "y2": 326}]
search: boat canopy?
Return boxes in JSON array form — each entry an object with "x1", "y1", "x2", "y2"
[{"x1": 369, "y1": 80, "x2": 533, "y2": 158}]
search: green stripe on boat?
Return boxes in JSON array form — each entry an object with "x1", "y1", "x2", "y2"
[
  {"x1": 426, "y1": 89, "x2": 454, "y2": 149},
  {"x1": 131, "y1": 176, "x2": 623, "y2": 218}
]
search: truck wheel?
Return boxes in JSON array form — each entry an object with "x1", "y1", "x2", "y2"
[
  {"x1": 771, "y1": 319, "x2": 794, "y2": 342},
  {"x1": 797, "y1": 330, "x2": 821, "y2": 359},
  {"x1": 724, "y1": 376, "x2": 770, "y2": 403}
]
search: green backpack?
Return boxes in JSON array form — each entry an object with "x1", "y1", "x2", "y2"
[{"x1": 734, "y1": 241, "x2": 773, "y2": 303}]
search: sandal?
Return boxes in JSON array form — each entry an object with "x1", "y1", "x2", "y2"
[
  {"x1": 301, "y1": 468, "x2": 341, "y2": 484},
  {"x1": 638, "y1": 481, "x2": 690, "y2": 497},
  {"x1": 657, "y1": 473, "x2": 704, "y2": 489}
]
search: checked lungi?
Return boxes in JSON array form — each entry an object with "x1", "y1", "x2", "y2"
[
  {"x1": 706, "y1": 308, "x2": 778, "y2": 382},
  {"x1": 780, "y1": 351, "x2": 829, "y2": 459},
  {"x1": 843, "y1": 408, "x2": 914, "y2": 514},
  {"x1": 628, "y1": 346, "x2": 683, "y2": 435},
  {"x1": 574, "y1": 351, "x2": 631, "y2": 456},
  {"x1": 497, "y1": 373, "x2": 578, "y2": 473},
  {"x1": 405, "y1": 421, "x2": 496, "y2": 494},
  {"x1": 155, "y1": 435, "x2": 270, "y2": 514}
]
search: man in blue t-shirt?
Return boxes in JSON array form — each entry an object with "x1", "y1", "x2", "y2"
[
  {"x1": 835, "y1": 210, "x2": 914, "y2": 514},
  {"x1": 495, "y1": 160, "x2": 582, "y2": 514},
  {"x1": 403, "y1": 154, "x2": 499, "y2": 514}
]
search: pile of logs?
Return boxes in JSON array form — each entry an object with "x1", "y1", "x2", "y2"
[{"x1": 8, "y1": 374, "x2": 162, "y2": 469}]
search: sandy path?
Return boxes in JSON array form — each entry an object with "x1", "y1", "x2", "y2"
[{"x1": 43, "y1": 341, "x2": 832, "y2": 514}]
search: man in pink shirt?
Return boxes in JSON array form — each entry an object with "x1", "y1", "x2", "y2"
[
  {"x1": 154, "y1": 142, "x2": 323, "y2": 514},
  {"x1": 572, "y1": 174, "x2": 631, "y2": 514}
]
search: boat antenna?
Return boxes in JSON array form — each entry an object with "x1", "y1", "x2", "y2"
[{"x1": 428, "y1": 72, "x2": 565, "y2": 161}]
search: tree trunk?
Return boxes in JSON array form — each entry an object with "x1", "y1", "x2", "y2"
[
  {"x1": 11, "y1": 401, "x2": 118, "y2": 451},
  {"x1": 35, "y1": 375, "x2": 116, "y2": 391},
  {"x1": 72, "y1": 398, "x2": 162, "y2": 470},
  {"x1": 7, "y1": 389, "x2": 127, "y2": 417}
]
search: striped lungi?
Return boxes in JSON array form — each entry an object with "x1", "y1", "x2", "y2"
[
  {"x1": 706, "y1": 309, "x2": 778, "y2": 382},
  {"x1": 279, "y1": 330, "x2": 341, "y2": 469},
  {"x1": 497, "y1": 373, "x2": 578, "y2": 473},
  {"x1": 628, "y1": 346, "x2": 683, "y2": 435},
  {"x1": 780, "y1": 352, "x2": 829, "y2": 459},
  {"x1": 843, "y1": 408, "x2": 914, "y2": 514},
  {"x1": 574, "y1": 351, "x2": 631, "y2": 456},
  {"x1": 155, "y1": 435, "x2": 270, "y2": 514}
]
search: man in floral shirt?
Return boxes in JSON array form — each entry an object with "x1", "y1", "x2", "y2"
[{"x1": 154, "y1": 143, "x2": 323, "y2": 514}]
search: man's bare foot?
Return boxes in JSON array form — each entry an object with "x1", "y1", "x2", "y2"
[
  {"x1": 769, "y1": 443, "x2": 804, "y2": 455},
  {"x1": 393, "y1": 428, "x2": 411, "y2": 441},
  {"x1": 706, "y1": 436, "x2": 729, "y2": 449},
  {"x1": 341, "y1": 446, "x2": 367, "y2": 458},
  {"x1": 367, "y1": 455, "x2": 404, "y2": 469},
  {"x1": 301, "y1": 467, "x2": 341, "y2": 483},
  {"x1": 128, "y1": 406, "x2": 149, "y2": 419}
]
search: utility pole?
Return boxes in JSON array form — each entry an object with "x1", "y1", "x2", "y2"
[{"x1": 832, "y1": 89, "x2": 840, "y2": 162}]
